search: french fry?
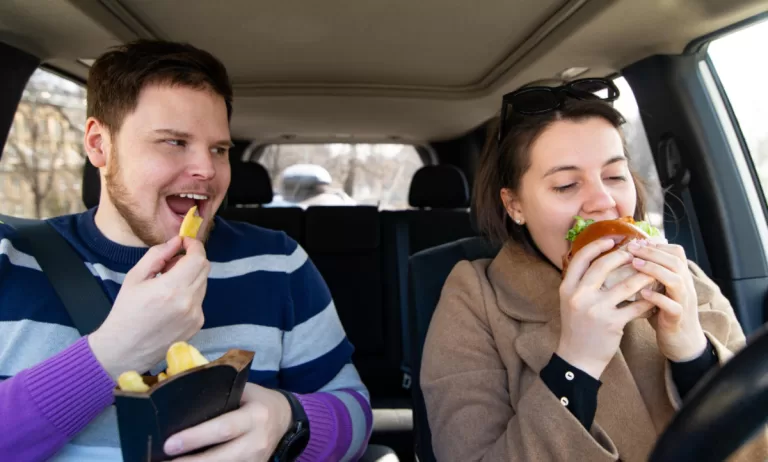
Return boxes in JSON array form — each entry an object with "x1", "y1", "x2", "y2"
[
  {"x1": 157, "y1": 372, "x2": 168, "y2": 382},
  {"x1": 179, "y1": 205, "x2": 203, "y2": 239},
  {"x1": 166, "y1": 341, "x2": 209, "y2": 377},
  {"x1": 118, "y1": 371, "x2": 150, "y2": 392}
]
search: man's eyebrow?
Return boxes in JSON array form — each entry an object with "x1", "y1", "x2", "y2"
[
  {"x1": 542, "y1": 156, "x2": 627, "y2": 178},
  {"x1": 153, "y1": 128, "x2": 191, "y2": 138},
  {"x1": 153, "y1": 129, "x2": 233, "y2": 147}
]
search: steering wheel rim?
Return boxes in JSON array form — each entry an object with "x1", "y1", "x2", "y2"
[{"x1": 649, "y1": 323, "x2": 768, "y2": 461}]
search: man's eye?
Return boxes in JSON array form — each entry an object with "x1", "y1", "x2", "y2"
[
  {"x1": 211, "y1": 147, "x2": 229, "y2": 156},
  {"x1": 165, "y1": 139, "x2": 186, "y2": 147}
]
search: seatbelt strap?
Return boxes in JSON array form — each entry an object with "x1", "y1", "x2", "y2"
[
  {"x1": 394, "y1": 219, "x2": 412, "y2": 390},
  {"x1": 0, "y1": 215, "x2": 112, "y2": 336}
]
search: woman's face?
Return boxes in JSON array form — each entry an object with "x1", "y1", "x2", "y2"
[{"x1": 502, "y1": 117, "x2": 637, "y2": 269}]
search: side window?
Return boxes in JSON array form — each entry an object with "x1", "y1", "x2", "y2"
[
  {"x1": 708, "y1": 20, "x2": 768, "y2": 201},
  {"x1": 0, "y1": 68, "x2": 87, "y2": 219},
  {"x1": 613, "y1": 76, "x2": 664, "y2": 230},
  {"x1": 257, "y1": 143, "x2": 424, "y2": 210}
]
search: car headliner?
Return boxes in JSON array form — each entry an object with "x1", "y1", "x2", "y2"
[{"x1": 0, "y1": 0, "x2": 765, "y2": 144}]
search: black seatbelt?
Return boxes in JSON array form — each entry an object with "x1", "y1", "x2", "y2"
[
  {"x1": 0, "y1": 215, "x2": 112, "y2": 336},
  {"x1": 394, "y1": 219, "x2": 412, "y2": 390}
]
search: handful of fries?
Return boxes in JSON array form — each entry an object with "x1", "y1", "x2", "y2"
[
  {"x1": 118, "y1": 341, "x2": 210, "y2": 392},
  {"x1": 116, "y1": 207, "x2": 208, "y2": 392}
]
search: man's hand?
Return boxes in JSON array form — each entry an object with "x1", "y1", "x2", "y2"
[
  {"x1": 88, "y1": 236, "x2": 209, "y2": 379},
  {"x1": 163, "y1": 383, "x2": 293, "y2": 462}
]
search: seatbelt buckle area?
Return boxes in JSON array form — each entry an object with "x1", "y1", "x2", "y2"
[{"x1": 401, "y1": 366, "x2": 412, "y2": 390}]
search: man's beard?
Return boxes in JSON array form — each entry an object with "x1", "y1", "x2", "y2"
[{"x1": 104, "y1": 147, "x2": 213, "y2": 247}]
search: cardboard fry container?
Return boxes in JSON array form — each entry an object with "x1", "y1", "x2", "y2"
[{"x1": 113, "y1": 349, "x2": 255, "y2": 462}]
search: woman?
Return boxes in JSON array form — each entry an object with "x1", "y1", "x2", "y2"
[{"x1": 420, "y1": 80, "x2": 768, "y2": 462}]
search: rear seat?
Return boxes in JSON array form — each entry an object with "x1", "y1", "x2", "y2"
[
  {"x1": 217, "y1": 162, "x2": 304, "y2": 244},
  {"x1": 304, "y1": 205, "x2": 413, "y2": 458},
  {"x1": 402, "y1": 165, "x2": 474, "y2": 254}
]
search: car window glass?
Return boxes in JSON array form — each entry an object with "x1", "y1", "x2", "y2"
[{"x1": 0, "y1": 68, "x2": 87, "y2": 219}]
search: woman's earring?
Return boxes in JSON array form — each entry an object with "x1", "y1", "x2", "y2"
[{"x1": 515, "y1": 218, "x2": 523, "y2": 225}]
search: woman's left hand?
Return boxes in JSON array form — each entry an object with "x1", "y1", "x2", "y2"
[{"x1": 627, "y1": 240, "x2": 708, "y2": 362}]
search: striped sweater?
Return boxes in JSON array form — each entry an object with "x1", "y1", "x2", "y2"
[{"x1": 0, "y1": 208, "x2": 372, "y2": 461}]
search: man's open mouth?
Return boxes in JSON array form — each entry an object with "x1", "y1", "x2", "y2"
[{"x1": 166, "y1": 193, "x2": 210, "y2": 219}]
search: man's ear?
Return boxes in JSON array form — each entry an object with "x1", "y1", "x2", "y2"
[
  {"x1": 84, "y1": 117, "x2": 111, "y2": 168},
  {"x1": 500, "y1": 188, "x2": 525, "y2": 225}
]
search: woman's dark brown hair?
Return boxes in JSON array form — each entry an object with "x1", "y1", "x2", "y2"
[{"x1": 473, "y1": 99, "x2": 648, "y2": 247}]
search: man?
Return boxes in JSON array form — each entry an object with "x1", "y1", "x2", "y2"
[{"x1": 0, "y1": 40, "x2": 372, "y2": 461}]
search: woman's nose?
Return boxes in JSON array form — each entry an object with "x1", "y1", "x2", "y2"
[{"x1": 582, "y1": 181, "x2": 616, "y2": 214}]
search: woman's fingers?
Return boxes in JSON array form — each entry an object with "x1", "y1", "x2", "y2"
[
  {"x1": 628, "y1": 241, "x2": 687, "y2": 274},
  {"x1": 561, "y1": 238, "x2": 617, "y2": 293},
  {"x1": 640, "y1": 288, "x2": 683, "y2": 321},
  {"x1": 579, "y1": 248, "x2": 635, "y2": 289},
  {"x1": 631, "y1": 257, "x2": 685, "y2": 299},
  {"x1": 601, "y1": 271, "x2": 657, "y2": 307},
  {"x1": 615, "y1": 299, "x2": 656, "y2": 325}
]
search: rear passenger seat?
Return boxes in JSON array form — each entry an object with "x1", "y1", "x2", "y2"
[{"x1": 217, "y1": 162, "x2": 304, "y2": 243}]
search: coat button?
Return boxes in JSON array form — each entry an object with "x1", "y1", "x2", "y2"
[
  {"x1": 565, "y1": 371, "x2": 575, "y2": 381},
  {"x1": 560, "y1": 397, "x2": 569, "y2": 406}
]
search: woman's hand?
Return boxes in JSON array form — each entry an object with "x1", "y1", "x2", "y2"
[
  {"x1": 628, "y1": 240, "x2": 708, "y2": 362},
  {"x1": 557, "y1": 238, "x2": 657, "y2": 379}
]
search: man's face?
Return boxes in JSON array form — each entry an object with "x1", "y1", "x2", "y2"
[{"x1": 102, "y1": 84, "x2": 231, "y2": 246}]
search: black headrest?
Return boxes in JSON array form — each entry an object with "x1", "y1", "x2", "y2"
[
  {"x1": 305, "y1": 206, "x2": 379, "y2": 252},
  {"x1": 228, "y1": 162, "x2": 273, "y2": 205},
  {"x1": 82, "y1": 160, "x2": 100, "y2": 209},
  {"x1": 408, "y1": 165, "x2": 469, "y2": 209}
]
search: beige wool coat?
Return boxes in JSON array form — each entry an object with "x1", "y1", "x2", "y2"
[{"x1": 421, "y1": 241, "x2": 768, "y2": 462}]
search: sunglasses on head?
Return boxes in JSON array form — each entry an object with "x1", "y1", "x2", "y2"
[{"x1": 497, "y1": 78, "x2": 620, "y2": 144}]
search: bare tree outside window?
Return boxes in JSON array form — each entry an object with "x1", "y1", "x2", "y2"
[{"x1": 0, "y1": 69, "x2": 87, "y2": 219}]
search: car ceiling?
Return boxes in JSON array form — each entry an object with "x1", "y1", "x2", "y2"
[{"x1": 0, "y1": 0, "x2": 766, "y2": 144}]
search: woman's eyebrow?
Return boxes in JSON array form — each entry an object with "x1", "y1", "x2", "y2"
[{"x1": 542, "y1": 156, "x2": 627, "y2": 179}]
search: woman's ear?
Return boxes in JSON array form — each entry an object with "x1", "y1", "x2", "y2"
[
  {"x1": 500, "y1": 188, "x2": 525, "y2": 225},
  {"x1": 84, "y1": 117, "x2": 111, "y2": 168}
]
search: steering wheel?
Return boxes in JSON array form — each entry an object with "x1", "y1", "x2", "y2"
[{"x1": 649, "y1": 323, "x2": 768, "y2": 461}]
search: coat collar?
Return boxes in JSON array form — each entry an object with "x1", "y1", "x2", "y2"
[{"x1": 487, "y1": 240, "x2": 563, "y2": 323}]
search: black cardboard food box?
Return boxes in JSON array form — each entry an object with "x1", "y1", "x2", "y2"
[{"x1": 113, "y1": 349, "x2": 255, "y2": 462}]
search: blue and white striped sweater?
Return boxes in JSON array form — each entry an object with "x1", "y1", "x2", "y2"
[{"x1": 0, "y1": 208, "x2": 370, "y2": 461}]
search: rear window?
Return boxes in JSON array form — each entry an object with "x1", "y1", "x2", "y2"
[{"x1": 256, "y1": 143, "x2": 424, "y2": 210}]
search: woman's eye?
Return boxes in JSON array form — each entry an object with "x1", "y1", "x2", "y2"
[
  {"x1": 606, "y1": 175, "x2": 627, "y2": 182},
  {"x1": 553, "y1": 183, "x2": 576, "y2": 193}
]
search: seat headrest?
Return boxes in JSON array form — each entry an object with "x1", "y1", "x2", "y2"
[
  {"x1": 408, "y1": 165, "x2": 469, "y2": 209},
  {"x1": 228, "y1": 162, "x2": 273, "y2": 205},
  {"x1": 82, "y1": 160, "x2": 100, "y2": 209}
]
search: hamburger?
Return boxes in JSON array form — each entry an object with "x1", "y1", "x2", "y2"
[{"x1": 563, "y1": 216, "x2": 663, "y2": 303}]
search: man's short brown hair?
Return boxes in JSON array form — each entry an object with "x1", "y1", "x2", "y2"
[{"x1": 87, "y1": 39, "x2": 233, "y2": 133}]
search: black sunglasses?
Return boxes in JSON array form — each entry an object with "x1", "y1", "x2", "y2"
[{"x1": 497, "y1": 78, "x2": 620, "y2": 144}]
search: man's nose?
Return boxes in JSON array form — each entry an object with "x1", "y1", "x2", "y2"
[{"x1": 187, "y1": 148, "x2": 216, "y2": 180}]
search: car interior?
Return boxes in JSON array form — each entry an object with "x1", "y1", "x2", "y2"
[{"x1": 2, "y1": 1, "x2": 768, "y2": 461}]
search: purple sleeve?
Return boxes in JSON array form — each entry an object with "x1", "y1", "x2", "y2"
[
  {"x1": 0, "y1": 336, "x2": 116, "y2": 462},
  {"x1": 295, "y1": 391, "x2": 373, "y2": 461}
]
